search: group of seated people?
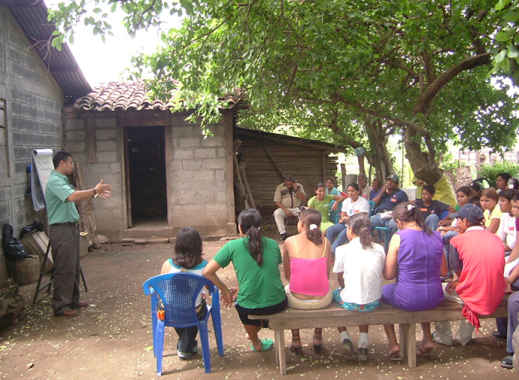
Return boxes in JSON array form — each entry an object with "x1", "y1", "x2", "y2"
[{"x1": 160, "y1": 172, "x2": 518, "y2": 370}]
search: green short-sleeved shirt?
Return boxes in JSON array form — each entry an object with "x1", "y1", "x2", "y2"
[
  {"x1": 45, "y1": 170, "x2": 80, "y2": 225},
  {"x1": 214, "y1": 237, "x2": 285, "y2": 309}
]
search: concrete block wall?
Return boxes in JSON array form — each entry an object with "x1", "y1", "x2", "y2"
[
  {"x1": 0, "y1": 7, "x2": 65, "y2": 286},
  {"x1": 167, "y1": 112, "x2": 236, "y2": 235},
  {"x1": 63, "y1": 114, "x2": 124, "y2": 240}
]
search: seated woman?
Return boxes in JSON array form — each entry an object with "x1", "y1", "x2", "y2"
[
  {"x1": 326, "y1": 183, "x2": 370, "y2": 255},
  {"x1": 382, "y1": 203, "x2": 444, "y2": 359},
  {"x1": 203, "y1": 209, "x2": 287, "y2": 352},
  {"x1": 308, "y1": 182, "x2": 346, "y2": 233},
  {"x1": 481, "y1": 188, "x2": 502, "y2": 234},
  {"x1": 497, "y1": 189, "x2": 516, "y2": 254},
  {"x1": 282, "y1": 208, "x2": 333, "y2": 354},
  {"x1": 160, "y1": 227, "x2": 209, "y2": 360},
  {"x1": 332, "y1": 213, "x2": 385, "y2": 361}
]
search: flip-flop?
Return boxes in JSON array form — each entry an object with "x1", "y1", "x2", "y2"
[
  {"x1": 289, "y1": 345, "x2": 304, "y2": 355},
  {"x1": 251, "y1": 338, "x2": 274, "y2": 352},
  {"x1": 388, "y1": 349, "x2": 402, "y2": 361},
  {"x1": 417, "y1": 344, "x2": 434, "y2": 356}
]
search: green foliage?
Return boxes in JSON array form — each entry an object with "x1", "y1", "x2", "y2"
[
  {"x1": 479, "y1": 161, "x2": 519, "y2": 186},
  {"x1": 491, "y1": 0, "x2": 519, "y2": 84},
  {"x1": 48, "y1": 0, "x2": 519, "y2": 181}
]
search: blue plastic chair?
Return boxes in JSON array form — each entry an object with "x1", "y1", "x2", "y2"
[
  {"x1": 142, "y1": 272, "x2": 224, "y2": 375},
  {"x1": 369, "y1": 200, "x2": 392, "y2": 252}
]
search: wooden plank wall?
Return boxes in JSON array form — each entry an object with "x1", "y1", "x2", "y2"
[{"x1": 236, "y1": 136, "x2": 338, "y2": 217}]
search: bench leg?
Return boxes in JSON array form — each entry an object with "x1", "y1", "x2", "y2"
[
  {"x1": 399, "y1": 323, "x2": 416, "y2": 368},
  {"x1": 274, "y1": 329, "x2": 287, "y2": 375}
]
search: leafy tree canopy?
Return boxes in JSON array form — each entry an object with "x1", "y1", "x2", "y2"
[{"x1": 50, "y1": 0, "x2": 519, "y2": 183}]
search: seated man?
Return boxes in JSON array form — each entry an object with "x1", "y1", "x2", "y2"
[
  {"x1": 414, "y1": 184, "x2": 450, "y2": 231},
  {"x1": 370, "y1": 174, "x2": 408, "y2": 236},
  {"x1": 273, "y1": 176, "x2": 306, "y2": 241},
  {"x1": 433, "y1": 204, "x2": 506, "y2": 346}
]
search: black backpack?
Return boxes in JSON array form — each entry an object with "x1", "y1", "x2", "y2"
[{"x1": 2, "y1": 224, "x2": 31, "y2": 261}]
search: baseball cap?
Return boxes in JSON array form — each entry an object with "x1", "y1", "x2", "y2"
[
  {"x1": 451, "y1": 204, "x2": 484, "y2": 224},
  {"x1": 385, "y1": 174, "x2": 400, "y2": 184}
]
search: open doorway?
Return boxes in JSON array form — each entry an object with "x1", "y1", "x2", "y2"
[{"x1": 125, "y1": 126, "x2": 167, "y2": 227}]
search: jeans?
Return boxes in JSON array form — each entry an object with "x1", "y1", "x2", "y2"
[
  {"x1": 425, "y1": 214, "x2": 440, "y2": 231},
  {"x1": 507, "y1": 292, "x2": 519, "y2": 354},
  {"x1": 326, "y1": 223, "x2": 348, "y2": 254}
]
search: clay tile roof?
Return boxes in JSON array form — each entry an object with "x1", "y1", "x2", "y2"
[
  {"x1": 74, "y1": 81, "x2": 173, "y2": 112},
  {"x1": 75, "y1": 81, "x2": 245, "y2": 112}
]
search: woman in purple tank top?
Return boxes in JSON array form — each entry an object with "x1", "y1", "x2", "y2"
[{"x1": 382, "y1": 202, "x2": 444, "y2": 359}]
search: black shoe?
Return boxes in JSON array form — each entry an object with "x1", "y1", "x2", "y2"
[
  {"x1": 280, "y1": 233, "x2": 288, "y2": 241},
  {"x1": 501, "y1": 355, "x2": 514, "y2": 369},
  {"x1": 493, "y1": 330, "x2": 507, "y2": 340}
]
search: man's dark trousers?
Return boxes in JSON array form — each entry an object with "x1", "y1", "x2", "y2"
[{"x1": 49, "y1": 223, "x2": 80, "y2": 313}]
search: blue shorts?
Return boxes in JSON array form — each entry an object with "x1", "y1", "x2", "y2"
[{"x1": 333, "y1": 288, "x2": 380, "y2": 312}]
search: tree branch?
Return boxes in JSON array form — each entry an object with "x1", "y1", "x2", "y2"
[{"x1": 414, "y1": 53, "x2": 491, "y2": 114}]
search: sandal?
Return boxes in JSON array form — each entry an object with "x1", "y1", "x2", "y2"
[
  {"x1": 417, "y1": 343, "x2": 434, "y2": 356},
  {"x1": 251, "y1": 338, "x2": 274, "y2": 352},
  {"x1": 313, "y1": 344, "x2": 323, "y2": 355},
  {"x1": 388, "y1": 348, "x2": 402, "y2": 361},
  {"x1": 289, "y1": 345, "x2": 304, "y2": 355}
]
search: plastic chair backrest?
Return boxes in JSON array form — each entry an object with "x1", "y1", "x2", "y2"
[
  {"x1": 143, "y1": 272, "x2": 215, "y2": 326},
  {"x1": 369, "y1": 200, "x2": 376, "y2": 216}
]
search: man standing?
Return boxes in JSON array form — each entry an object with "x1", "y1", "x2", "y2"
[
  {"x1": 273, "y1": 176, "x2": 306, "y2": 241},
  {"x1": 46, "y1": 151, "x2": 112, "y2": 317},
  {"x1": 370, "y1": 174, "x2": 408, "y2": 236}
]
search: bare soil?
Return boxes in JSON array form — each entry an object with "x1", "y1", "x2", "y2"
[{"x1": 0, "y1": 241, "x2": 516, "y2": 380}]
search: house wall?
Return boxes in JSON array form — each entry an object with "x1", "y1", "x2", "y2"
[
  {"x1": 63, "y1": 110, "x2": 236, "y2": 240},
  {"x1": 0, "y1": 7, "x2": 64, "y2": 286},
  {"x1": 167, "y1": 112, "x2": 235, "y2": 236},
  {"x1": 63, "y1": 113, "x2": 124, "y2": 239}
]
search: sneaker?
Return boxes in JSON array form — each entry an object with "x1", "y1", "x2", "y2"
[
  {"x1": 342, "y1": 337, "x2": 354, "y2": 353},
  {"x1": 501, "y1": 355, "x2": 514, "y2": 369},
  {"x1": 177, "y1": 350, "x2": 194, "y2": 360},
  {"x1": 358, "y1": 347, "x2": 368, "y2": 361},
  {"x1": 280, "y1": 233, "x2": 288, "y2": 241},
  {"x1": 493, "y1": 330, "x2": 507, "y2": 340}
]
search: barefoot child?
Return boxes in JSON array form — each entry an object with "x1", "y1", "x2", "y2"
[{"x1": 160, "y1": 227, "x2": 209, "y2": 360}]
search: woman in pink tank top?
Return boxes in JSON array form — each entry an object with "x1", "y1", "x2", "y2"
[{"x1": 282, "y1": 208, "x2": 333, "y2": 354}]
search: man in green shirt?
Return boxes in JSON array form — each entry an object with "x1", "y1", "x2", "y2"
[{"x1": 46, "y1": 151, "x2": 111, "y2": 317}]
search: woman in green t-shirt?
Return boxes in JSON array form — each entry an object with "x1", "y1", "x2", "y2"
[
  {"x1": 203, "y1": 209, "x2": 287, "y2": 352},
  {"x1": 307, "y1": 183, "x2": 346, "y2": 233}
]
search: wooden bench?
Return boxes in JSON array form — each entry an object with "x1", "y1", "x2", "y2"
[{"x1": 250, "y1": 299, "x2": 508, "y2": 375}]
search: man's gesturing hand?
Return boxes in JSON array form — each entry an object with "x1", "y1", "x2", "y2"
[{"x1": 95, "y1": 179, "x2": 112, "y2": 199}]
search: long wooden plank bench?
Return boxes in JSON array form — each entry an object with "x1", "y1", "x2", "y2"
[{"x1": 250, "y1": 299, "x2": 508, "y2": 375}]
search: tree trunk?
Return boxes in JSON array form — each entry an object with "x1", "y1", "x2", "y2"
[
  {"x1": 365, "y1": 119, "x2": 393, "y2": 184},
  {"x1": 404, "y1": 126, "x2": 442, "y2": 184}
]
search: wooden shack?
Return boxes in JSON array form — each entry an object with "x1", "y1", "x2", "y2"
[{"x1": 234, "y1": 127, "x2": 342, "y2": 218}]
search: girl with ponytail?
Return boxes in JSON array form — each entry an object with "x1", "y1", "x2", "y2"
[
  {"x1": 332, "y1": 213, "x2": 385, "y2": 361},
  {"x1": 203, "y1": 209, "x2": 287, "y2": 353},
  {"x1": 382, "y1": 202, "x2": 444, "y2": 359},
  {"x1": 282, "y1": 208, "x2": 333, "y2": 354}
]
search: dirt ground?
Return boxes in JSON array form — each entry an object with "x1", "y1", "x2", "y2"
[{"x1": 0, "y1": 240, "x2": 517, "y2": 380}]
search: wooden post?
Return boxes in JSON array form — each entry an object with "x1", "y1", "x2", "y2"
[
  {"x1": 86, "y1": 117, "x2": 97, "y2": 164},
  {"x1": 340, "y1": 163, "x2": 347, "y2": 190},
  {"x1": 239, "y1": 161, "x2": 256, "y2": 209},
  {"x1": 233, "y1": 155, "x2": 250, "y2": 208},
  {"x1": 274, "y1": 329, "x2": 287, "y2": 376},
  {"x1": 321, "y1": 151, "x2": 327, "y2": 183}
]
